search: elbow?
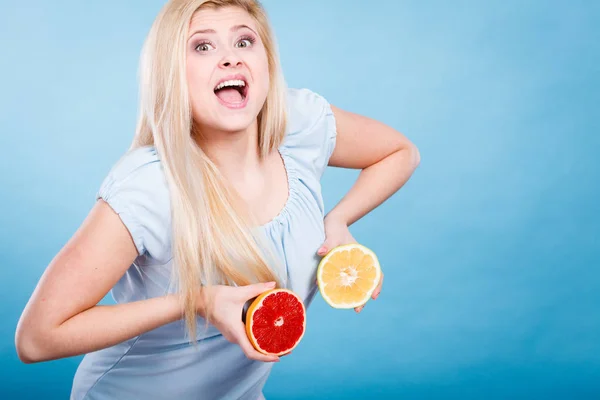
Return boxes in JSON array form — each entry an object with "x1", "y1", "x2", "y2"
[
  {"x1": 15, "y1": 322, "x2": 50, "y2": 364},
  {"x1": 15, "y1": 337, "x2": 38, "y2": 364},
  {"x1": 401, "y1": 142, "x2": 420, "y2": 170},
  {"x1": 15, "y1": 331, "x2": 41, "y2": 364},
  {"x1": 412, "y1": 144, "x2": 421, "y2": 168},
  {"x1": 394, "y1": 137, "x2": 420, "y2": 171},
  {"x1": 16, "y1": 349, "x2": 39, "y2": 365}
]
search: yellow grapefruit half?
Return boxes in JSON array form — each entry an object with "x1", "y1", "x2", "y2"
[{"x1": 317, "y1": 243, "x2": 381, "y2": 309}]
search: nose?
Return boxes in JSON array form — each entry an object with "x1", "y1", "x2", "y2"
[{"x1": 220, "y1": 50, "x2": 243, "y2": 69}]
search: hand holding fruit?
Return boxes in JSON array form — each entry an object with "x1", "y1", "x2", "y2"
[
  {"x1": 198, "y1": 282, "x2": 281, "y2": 363},
  {"x1": 317, "y1": 215, "x2": 383, "y2": 313}
]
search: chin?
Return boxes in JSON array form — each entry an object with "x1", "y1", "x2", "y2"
[
  {"x1": 200, "y1": 111, "x2": 257, "y2": 133},
  {"x1": 216, "y1": 119, "x2": 256, "y2": 133}
]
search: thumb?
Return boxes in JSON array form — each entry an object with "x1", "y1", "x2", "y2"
[
  {"x1": 317, "y1": 239, "x2": 336, "y2": 256},
  {"x1": 240, "y1": 281, "x2": 277, "y2": 301}
]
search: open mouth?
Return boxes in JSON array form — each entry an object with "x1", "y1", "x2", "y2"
[{"x1": 213, "y1": 77, "x2": 248, "y2": 106}]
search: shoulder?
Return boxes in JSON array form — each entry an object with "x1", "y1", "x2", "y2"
[
  {"x1": 282, "y1": 88, "x2": 338, "y2": 178},
  {"x1": 98, "y1": 145, "x2": 169, "y2": 212},
  {"x1": 100, "y1": 146, "x2": 161, "y2": 185},
  {"x1": 97, "y1": 145, "x2": 171, "y2": 260},
  {"x1": 285, "y1": 87, "x2": 335, "y2": 134}
]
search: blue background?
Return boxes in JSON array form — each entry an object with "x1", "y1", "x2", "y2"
[{"x1": 1, "y1": 0, "x2": 599, "y2": 398}]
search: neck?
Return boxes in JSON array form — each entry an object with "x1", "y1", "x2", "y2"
[{"x1": 194, "y1": 120, "x2": 262, "y2": 180}]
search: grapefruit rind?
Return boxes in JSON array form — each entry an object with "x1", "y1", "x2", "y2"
[
  {"x1": 245, "y1": 288, "x2": 306, "y2": 356},
  {"x1": 316, "y1": 243, "x2": 381, "y2": 309}
]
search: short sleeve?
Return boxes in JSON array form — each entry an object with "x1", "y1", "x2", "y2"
[
  {"x1": 96, "y1": 146, "x2": 172, "y2": 260},
  {"x1": 282, "y1": 88, "x2": 337, "y2": 179}
]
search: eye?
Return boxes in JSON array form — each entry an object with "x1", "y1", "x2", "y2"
[
  {"x1": 195, "y1": 42, "x2": 215, "y2": 52},
  {"x1": 235, "y1": 36, "x2": 255, "y2": 49}
]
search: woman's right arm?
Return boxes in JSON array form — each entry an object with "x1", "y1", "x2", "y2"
[
  {"x1": 14, "y1": 200, "x2": 184, "y2": 363},
  {"x1": 15, "y1": 200, "x2": 280, "y2": 364}
]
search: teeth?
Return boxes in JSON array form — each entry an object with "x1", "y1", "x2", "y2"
[{"x1": 214, "y1": 79, "x2": 246, "y2": 91}]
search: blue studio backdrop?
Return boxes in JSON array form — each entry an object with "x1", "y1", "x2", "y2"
[{"x1": 1, "y1": 1, "x2": 599, "y2": 399}]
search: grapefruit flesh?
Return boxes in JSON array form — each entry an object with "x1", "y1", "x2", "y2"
[
  {"x1": 245, "y1": 289, "x2": 306, "y2": 356},
  {"x1": 317, "y1": 243, "x2": 381, "y2": 309}
]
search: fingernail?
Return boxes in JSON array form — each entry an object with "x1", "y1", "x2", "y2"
[{"x1": 267, "y1": 282, "x2": 276, "y2": 287}]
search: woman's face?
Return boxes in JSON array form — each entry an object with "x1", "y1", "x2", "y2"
[{"x1": 186, "y1": 6, "x2": 270, "y2": 135}]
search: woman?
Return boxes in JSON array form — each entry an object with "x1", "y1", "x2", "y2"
[{"x1": 15, "y1": 0, "x2": 420, "y2": 399}]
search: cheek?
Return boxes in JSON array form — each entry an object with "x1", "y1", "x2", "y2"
[
  {"x1": 186, "y1": 58, "x2": 211, "y2": 104},
  {"x1": 253, "y1": 52, "x2": 271, "y2": 94}
]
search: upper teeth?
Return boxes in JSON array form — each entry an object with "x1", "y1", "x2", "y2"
[{"x1": 215, "y1": 79, "x2": 246, "y2": 91}]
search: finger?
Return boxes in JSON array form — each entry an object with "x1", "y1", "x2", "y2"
[
  {"x1": 317, "y1": 237, "x2": 339, "y2": 256},
  {"x1": 235, "y1": 324, "x2": 280, "y2": 363},
  {"x1": 243, "y1": 343, "x2": 280, "y2": 363},
  {"x1": 240, "y1": 281, "x2": 277, "y2": 301},
  {"x1": 372, "y1": 272, "x2": 384, "y2": 300},
  {"x1": 355, "y1": 304, "x2": 365, "y2": 313},
  {"x1": 317, "y1": 244, "x2": 330, "y2": 256}
]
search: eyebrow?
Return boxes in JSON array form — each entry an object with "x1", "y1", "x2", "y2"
[{"x1": 188, "y1": 24, "x2": 257, "y2": 39}]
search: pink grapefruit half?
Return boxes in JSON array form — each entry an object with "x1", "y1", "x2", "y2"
[{"x1": 245, "y1": 288, "x2": 306, "y2": 356}]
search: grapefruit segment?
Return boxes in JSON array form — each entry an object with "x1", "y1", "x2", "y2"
[
  {"x1": 245, "y1": 289, "x2": 306, "y2": 356},
  {"x1": 317, "y1": 243, "x2": 381, "y2": 309}
]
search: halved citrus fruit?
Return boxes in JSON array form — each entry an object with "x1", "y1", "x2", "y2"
[
  {"x1": 245, "y1": 288, "x2": 306, "y2": 356},
  {"x1": 317, "y1": 243, "x2": 381, "y2": 309}
]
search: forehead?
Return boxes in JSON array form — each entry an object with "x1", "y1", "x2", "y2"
[{"x1": 189, "y1": 6, "x2": 256, "y2": 32}]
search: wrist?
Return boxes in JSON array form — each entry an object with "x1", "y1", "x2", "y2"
[
  {"x1": 154, "y1": 294, "x2": 186, "y2": 324},
  {"x1": 194, "y1": 285, "x2": 217, "y2": 319},
  {"x1": 325, "y1": 210, "x2": 349, "y2": 226}
]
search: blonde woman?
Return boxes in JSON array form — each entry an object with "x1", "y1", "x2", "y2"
[{"x1": 15, "y1": 0, "x2": 420, "y2": 398}]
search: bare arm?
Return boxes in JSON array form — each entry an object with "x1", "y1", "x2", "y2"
[
  {"x1": 15, "y1": 200, "x2": 280, "y2": 364},
  {"x1": 316, "y1": 106, "x2": 418, "y2": 313},
  {"x1": 326, "y1": 105, "x2": 421, "y2": 226},
  {"x1": 14, "y1": 200, "x2": 184, "y2": 363}
]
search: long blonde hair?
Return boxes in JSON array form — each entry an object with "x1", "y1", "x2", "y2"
[{"x1": 131, "y1": 0, "x2": 287, "y2": 341}]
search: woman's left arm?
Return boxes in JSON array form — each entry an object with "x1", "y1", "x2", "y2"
[{"x1": 318, "y1": 105, "x2": 421, "y2": 312}]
